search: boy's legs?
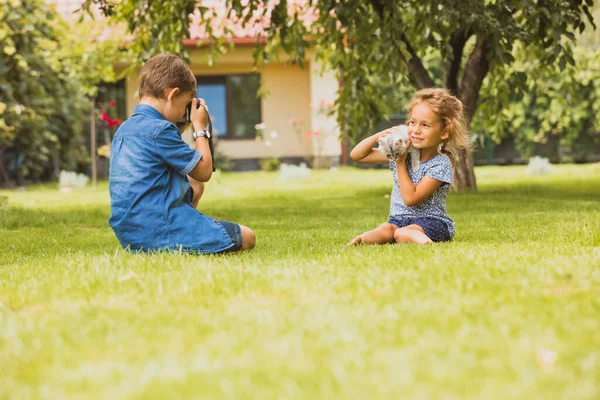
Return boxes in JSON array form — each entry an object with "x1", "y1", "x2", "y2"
[
  {"x1": 239, "y1": 225, "x2": 256, "y2": 250},
  {"x1": 347, "y1": 222, "x2": 396, "y2": 245},
  {"x1": 393, "y1": 225, "x2": 433, "y2": 244},
  {"x1": 188, "y1": 175, "x2": 204, "y2": 208},
  {"x1": 216, "y1": 221, "x2": 256, "y2": 252}
]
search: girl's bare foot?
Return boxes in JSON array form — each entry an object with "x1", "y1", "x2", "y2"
[{"x1": 347, "y1": 235, "x2": 363, "y2": 246}]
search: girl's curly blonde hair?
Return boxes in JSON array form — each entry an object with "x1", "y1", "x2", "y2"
[{"x1": 405, "y1": 88, "x2": 472, "y2": 166}]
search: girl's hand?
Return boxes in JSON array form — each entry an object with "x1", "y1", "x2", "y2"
[
  {"x1": 374, "y1": 128, "x2": 392, "y2": 140},
  {"x1": 395, "y1": 140, "x2": 411, "y2": 163},
  {"x1": 191, "y1": 98, "x2": 209, "y2": 129}
]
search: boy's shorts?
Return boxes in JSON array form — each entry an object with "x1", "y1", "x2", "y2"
[
  {"x1": 215, "y1": 220, "x2": 244, "y2": 252},
  {"x1": 388, "y1": 216, "x2": 452, "y2": 243}
]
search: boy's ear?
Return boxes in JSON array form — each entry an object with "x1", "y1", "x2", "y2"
[{"x1": 164, "y1": 87, "x2": 180, "y2": 102}]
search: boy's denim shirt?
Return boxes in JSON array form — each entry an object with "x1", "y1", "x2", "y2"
[{"x1": 108, "y1": 104, "x2": 235, "y2": 254}]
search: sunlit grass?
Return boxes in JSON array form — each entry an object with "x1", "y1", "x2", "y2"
[{"x1": 1, "y1": 164, "x2": 599, "y2": 399}]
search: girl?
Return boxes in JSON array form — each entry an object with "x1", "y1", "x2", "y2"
[{"x1": 348, "y1": 88, "x2": 471, "y2": 245}]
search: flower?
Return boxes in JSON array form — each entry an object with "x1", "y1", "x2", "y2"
[
  {"x1": 254, "y1": 122, "x2": 266, "y2": 130},
  {"x1": 537, "y1": 348, "x2": 558, "y2": 371},
  {"x1": 97, "y1": 144, "x2": 111, "y2": 158},
  {"x1": 264, "y1": 140, "x2": 272, "y2": 147},
  {"x1": 109, "y1": 99, "x2": 116, "y2": 106},
  {"x1": 100, "y1": 111, "x2": 109, "y2": 121},
  {"x1": 269, "y1": 131, "x2": 278, "y2": 139},
  {"x1": 107, "y1": 118, "x2": 121, "y2": 128}
]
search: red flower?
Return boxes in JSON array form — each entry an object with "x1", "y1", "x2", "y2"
[
  {"x1": 101, "y1": 111, "x2": 109, "y2": 121},
  {"x1": 107, "y1": 118, "x2": 121, "y2": 128},
  {"x1": 109, "y1": 99, "x2": 116, "y2": 106}
]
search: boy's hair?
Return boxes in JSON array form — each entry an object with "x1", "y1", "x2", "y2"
[
  {"x1": 405, "y1": 88, "x2": 471, "y2": 166},
  {"x1": 138, "y1": 54, "x2": 197, "y2": 99}
]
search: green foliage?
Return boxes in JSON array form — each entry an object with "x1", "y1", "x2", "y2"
[
  {"x1": 86, "y1": 0, "x2": 597, "y2": 189},
  {"x1": 259, "y1": 157, "x2": 281, "y2": 172},
  {"x1": 0, "y1": 0, "x2": 125, "y2": 184},
  {"x1": 212, "y1": 140, "x2": 234, "y2": 172},
  {"x1": 86, "y1": 1, "x2": 594, "y2": 136},
  {"x1": 1, "y1": 165, "x2": 600, "y2": 397},
  {"x1": 474, "y1": 45, "x2": 600, "y2": 161}
]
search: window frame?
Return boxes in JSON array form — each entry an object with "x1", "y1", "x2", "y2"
[{"x1": 195, "y1": 73, "x2": 262, "y2": 140}]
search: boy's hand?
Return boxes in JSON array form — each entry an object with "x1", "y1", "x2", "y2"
[{"x1": 191, "y1": 98, "x2": 209, "y2": 130}]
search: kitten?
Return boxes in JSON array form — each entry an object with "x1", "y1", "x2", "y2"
[{"x1": 377, "y1": 125, "x2": 420, "y2": 172}]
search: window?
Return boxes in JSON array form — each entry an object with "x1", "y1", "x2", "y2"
[{"x1": 196, "y1": 74, "x2": 261, "y2": 139}]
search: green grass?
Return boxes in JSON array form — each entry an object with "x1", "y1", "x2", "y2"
[{"x1": 1, "y1": 164, "x2": 599, "y2": 399}]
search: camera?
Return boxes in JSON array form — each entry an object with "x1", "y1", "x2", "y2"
[
  {"x1": 180, "y1": 99, "x2": 205, "y2": 123},
  {"x1": 181, "y1": 100, "x2": 216, "y2": 172},
  {"x1": 184, "y1": 101, "x2": 198, "y2": 123}
]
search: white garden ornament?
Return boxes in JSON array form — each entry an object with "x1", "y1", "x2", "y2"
[
  {"x1": 59, "y1": 170, "x2": 89, "y2": 192},
  {"x1": 279, "y1": 163, "x2": 311, "y2": 181},
  {"x1": 526, "y1": 156, "x2": 553, "y2": 175}
]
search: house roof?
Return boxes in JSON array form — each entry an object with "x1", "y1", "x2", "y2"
[{"x1": 46, "y1": 0, "x2": 315, "y2": 46}]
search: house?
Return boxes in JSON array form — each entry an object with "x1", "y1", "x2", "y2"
[{"x1": 50, "y1": 0, "x2": 343, "y2": 171}]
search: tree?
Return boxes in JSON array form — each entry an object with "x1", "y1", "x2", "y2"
[
  {"x1": 474, "y1": 45, "x2": 600, "y2": 162},
  {"x1": 0, "y1": 0, "x2": 123, "y2": 186},
  {"x1": 86, "y1": 0, "x2": 596, "y2": 190}
]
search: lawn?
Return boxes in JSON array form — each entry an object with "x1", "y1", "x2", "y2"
[{"x1": 1, "y1": 164, "x2": 599, "y2": 399}]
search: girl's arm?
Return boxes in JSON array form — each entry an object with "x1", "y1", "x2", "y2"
[
  {"x1": 395, "y1": 143, "x2": 443, "y2": 207},
  {"x1": 349, "y1": 130, "x2": 390, "y2": 164}
]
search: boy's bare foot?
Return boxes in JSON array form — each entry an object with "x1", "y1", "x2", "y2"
[{"x1": 347, "y1": 235, "x2": 363, "y2": 246}]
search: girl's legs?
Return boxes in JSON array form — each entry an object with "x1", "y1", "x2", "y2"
[
  {"x1": 347, "y1": 222, "x2": 397, "y2": 245},
  {"x1": 393, "y1": 224, "x2": 433, "y2": 244},
  {"x1": 188, "y1": 175, "x2": 205, "y2": 209}
]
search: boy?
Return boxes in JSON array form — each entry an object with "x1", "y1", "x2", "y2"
[{"x1": 109, "y1": 53, "x2": 255, "y2": 253}]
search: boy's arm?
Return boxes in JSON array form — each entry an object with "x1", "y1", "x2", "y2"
[
  {"x1": 188, "y1": 134, "x2": 212, "y2": 182},
  {"x1": 350, "y1": 130, "x2": 390, "y2": 164},
  {"x1": 187, "y1": 99, "x2": 213, "y2": 182}
]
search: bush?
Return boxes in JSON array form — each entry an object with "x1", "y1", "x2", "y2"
[{"x1": 260, "y1": 157, "x2": 280, "y2": 172}]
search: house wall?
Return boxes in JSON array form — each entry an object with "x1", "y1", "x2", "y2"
[
  {"x1": 309, "y1": 60, "x2": 342, "y2": 161},
  {"x1": 124, "y1": 47, "x2": 334, "y2": 161}
]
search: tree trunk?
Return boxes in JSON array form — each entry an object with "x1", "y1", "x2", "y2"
[
  {"x1": 453, "y1": 148, "x2": 477, "y2": 190},
  {"x1": 452, "y1": 125, "x2": 478, "y2": 190},
  {"x1": 0, "y1": 149, "x2": 11, "y2": 188},
  {"x1": 452, "y1": 35, "x2": 492, "y2": 191}
]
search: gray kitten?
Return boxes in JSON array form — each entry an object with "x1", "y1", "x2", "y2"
[{"x1": 377, "y1": 125, "x2": 421, "y2": 172}]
